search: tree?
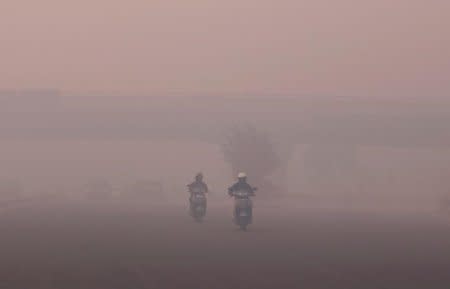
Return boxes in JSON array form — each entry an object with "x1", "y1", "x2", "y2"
[{"x1": 221, "y1": 125, "x2": 281, "y2": 195}]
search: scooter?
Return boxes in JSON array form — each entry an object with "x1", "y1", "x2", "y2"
[
  {"x1": 189, "y1": 187, "x2": 207, "y2": 222},
  {"x1": 231, "y1": 188, "x2": 256, "y2": 231}
]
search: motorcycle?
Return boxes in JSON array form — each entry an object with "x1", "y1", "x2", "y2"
[
  {"x1": 231, "y1": 188, "x2": 256, "y2": 231},
  {"x1": 189, "y1": 187, "x2": 207, "y2": 222}
]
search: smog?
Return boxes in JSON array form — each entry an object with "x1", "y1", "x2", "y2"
[{"x1": 1, "y1": 1, "x2": 450, "y2": 288}]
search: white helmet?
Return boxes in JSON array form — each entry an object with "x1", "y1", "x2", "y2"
[{"x1": 238, "y1": 172, "x2": 247, "y2": 179}]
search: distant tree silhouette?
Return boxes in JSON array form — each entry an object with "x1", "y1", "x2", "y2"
[{"x1": 222, "y1": 125, "x2": 281, "y2": 195}]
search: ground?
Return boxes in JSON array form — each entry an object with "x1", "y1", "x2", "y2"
[{"x1": 0, "y1": 197, "x2": 449, "y2": 289}]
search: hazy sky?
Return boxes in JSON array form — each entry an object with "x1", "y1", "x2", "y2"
[{"x1": 1, "y1": 0, "x2": 449, "y2": 97}]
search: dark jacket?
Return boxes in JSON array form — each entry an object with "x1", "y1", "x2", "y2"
[
  {"x1": 188, "y1": 181, "x2": 208, "y2": 194},
  {"x1": 228, "y1": 181, "x2": 255, "y2": 196}
]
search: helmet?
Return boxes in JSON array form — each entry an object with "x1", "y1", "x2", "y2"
[
  {"x1": 195, "y1": 173, "x2": 203, "y2": 180},
  {"x1": 238, "y1": 172, "x2": 247, "y2": 179}
]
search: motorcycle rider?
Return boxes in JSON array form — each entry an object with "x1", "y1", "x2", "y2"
[
  {"x1": 228, "y1": 172, "x2": 256, "y2": 220},
  {"x1": 188, "y1": 173, "x2": 208, "y2": 209}
]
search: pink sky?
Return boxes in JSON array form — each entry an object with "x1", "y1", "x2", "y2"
[{"x1": 1, "y1": 0, "x2": 449, "y2": 97}]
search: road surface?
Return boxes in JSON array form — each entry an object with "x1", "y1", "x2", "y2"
[{"x1": 0, "y1": 197, "x2": 449, "y2": 289}]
